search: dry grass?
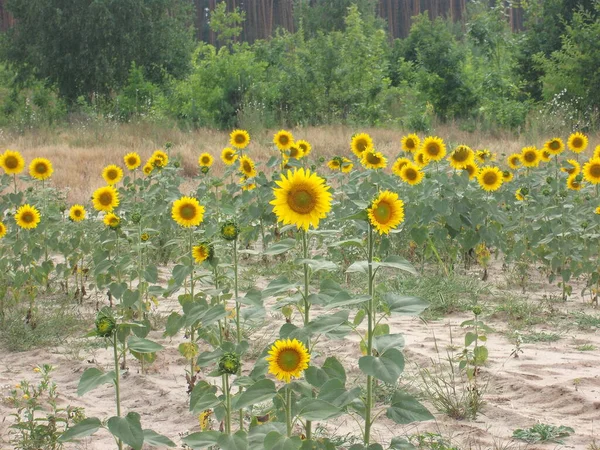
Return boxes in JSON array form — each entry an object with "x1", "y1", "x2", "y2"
[{"x1": 2, "y1": 122, "x2": 596, "y2": 203}]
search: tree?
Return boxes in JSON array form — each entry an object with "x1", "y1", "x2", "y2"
[
  {"x1": 209, "y1": 1, "x2": 245, "y2": 49},
  {"x1": 1, "y1": 0, "x2": 194, "y2": 102}
]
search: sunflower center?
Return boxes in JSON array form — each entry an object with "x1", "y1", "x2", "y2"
[
  {"x1": 180, "y1": 204, "x2": 197, "y2": 220},
  {"x1": 235, "y1": 134, "x2": 245, "y2": 144},
  {"x1": 453, "y1": 148, "x2": 469, "y2": 162},
  {"x1": 277, "y1": 349, "x2": 301, "y2": 371},
  {"x1": 35, "y1": 163, "x2": 48, "y2": 174},
  {"x1": 406, "y1": 139, "x2": 415, "y2": 149},
  {"x1": 127, "y1": 157, "x2": 137, "y2": 165},
  {"x1": 107, "y1": 169, "x2": 118, "y2": 180},
  {"x1": 202, "y1": 156, "x2": 209, "y2": 164},
  {"x1": 99, "y1": 192, "x2": 113, "y2": 206},
  {"x1": 279, "y1": 135, "x2": 290, "y2": 146},
  {"x1": 524, "y1": 152, "x2": 536, "y2": 162},
  {"x1": 356, "y1": 139, "x2": 368, "y2": 153},
  {"x1": 290, "y1": 147, "x2": 300, "y2": 158},
  {"x1": 426, "y1": 144, "x2": 440, "y2": 156},
  {"x1": 396, "y1": 161, "x2": 408, "y2": 171},
  {"x1": 4, "y1": 156, "x2": 18, "y2": 169},
  {"x1": 483, "y1": 172, "x2": 498, "y2": 185},
  {"x1": 550, "y1": 141, "x2": 560, "y2": 150},
  {"x1": 243, "y1": 161, "x2": 252, "y2": 172},
  {"x1": 288, "y1": 188, "x2": 316, "y2": 214},
  {"x1": 373, "y1": 202, "x2": 392, "y2": 224},
  {"x1": 405, "y1": 168, "x2": 418, "y2": 181},
  {"x1": 466, "y1": 165, "x2": 476, "y2": 176},
  {"x1": 22, "y1": 212, "x2": 34, "y2": 224},
  {"x1": 74, "y1": 209, "x2": 82, "y2": 217},
  {"x1": 299, "y1": 144, "x2": 307, "y2": 152},
  {"x1": 573, "y1": 137, "x2": 583, "y2": 148},
  {"x1": 590, "y1": 164, "x2": 600, "y2": 178},
  {"x1": 510, "y1": 156, "x2": 520, "y2": 166},
  {"x1": 366, "y1": 153, "x2": 381, "y2": 165}
]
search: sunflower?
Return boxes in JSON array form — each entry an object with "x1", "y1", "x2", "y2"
[
  {"x1": 448, "y1": 145, "x2": 474, "y2": 170},
  {"x1": 596, "y1": 206, "x2": 600, "y2": 215},
  {"x1": 15, "y1": 204, "x2": 41, "y2": 229},
  {"x1": 1, "y1": 150, "x2": 25, "y2": 175},
  {"x1": 567, "y1": 131, "x2": 588, "y2": 153},
  {"x1": 361, "y1": 150, "x2": 387, "y2": 170},
  {"x1": 221, "y1": 147, "x2": 238, "y2": 165},
  {"x1": 69, "y1": 205, "x2": 86, "y2": 222},
  {"x1": 544, "y1": 137, "x2": 564, "y2": 155},
  {"x1": 266, "y1": 338, "x2": 310, "y2": 383},
  {"x1": 367, "y1": 190, "x2": 405, "y2": 234},
  {"x1": 521, "y1": 147, "x2": 540, "y2": 168},
  {"x1": 230, "y1": 129, "x2": 250, "y2": 149},
  {"x1": 220, "y1": 222, "x2": 239, "y2": 241},
  {"x1": 0, "y1": 222, "x2": 6, "y2": 238},
  {"x1": 172, "y1": 196, "x2": 205, "y2": 228},
  {"x1": 399, "y1": 163, "x2": 424, "y2": 186},
  {"x1": 124, "y1": 152, "x2": 141, "y2": 170},
  {"x1": 477, "y1": 166, "x2": 503, "y2": 191},
  {"x1": 594, "y1": 145, "x2": 600, "y2": 159},
  {"x1": 401, "y1": 134, "x2": 420, "y2": 153},
  {"x1": 27, "y1": 157, "x2": 53, "y2": 181},
  {"x1": 288, "y1": 145, "x2": 304, "y2": 159},
  {"x1": 102, "y1": 165, "x2": 124, "y2": 185},
  {"x1": 567, "y1": 174, "x2": 583, "y2": 191},
  {"x1": 502, "y1": 170, "x2": 514, "y2": 182},
  {"x1": 151, "y1": 150, "x2": 169, "y2": 167},
  {"x1": 270, "y1": 168, "x2": 332, "y2": 231},
  {"x1": 583, "y1": 157, "x2": 600, "y2": 184},
  {"x1": 414, "y1": 151, "x2": 430, "y2": 168},
  {"x1": 239, "y1": 155, "x2": 257, "y2": 178},
  {"x1": 192, "y1": 242, "x2": 213, "y2": 263},
  {"x1": 463, "y1": 162, "x2": 479, "y2": 180},
  {"x1": 143, "y1": 162, "x2": 154, "y2": 176},
  {"x1": 421, "y1": 136, "x2": 446, "y2": 162},
  {"x1": 274, "y1": 130, "x2": 294, "y2": 151},
  {"x1": 240, "y1": 178, "x2": 256, "y2": 191},
  {"x1": 351, "y1": 133, "x2": 373, "y2": 158},
  {"x1": 327, "y1": 158, "x2": 341, "y2": 171},
  {"x1": 561, "y1": 159, "x2": 581, "y2": 176},
  {"x1": 392, "y1": 157, "x2": 411, "y2": 177},
  {"x1": 507, "y1": 154, "x2": 522, "y2": 170},
  {"x1": 475, "y1": 149, "x2": 495, "y2": 163},
  {"x1": 515, "y1": 189, "x2": 525, "y2": 201},
  {"x1": 340, "y1": 158, "x2": 353, "y2": 173},
  {"x1": 296, "y1": 140, "x2": 311, "y2": 156},
  {"x1": 92, "y1": 186, "x2": 119, "y2": 212},
  {"x1": 198, "y1": 153, "x2": 214, "y2": 168},
  {"x1": 103, "y1": 212, "x2": 120, "y2": 229},
  {"x1": 141, "y1": 233, "x2": 150, "y2": 242}
]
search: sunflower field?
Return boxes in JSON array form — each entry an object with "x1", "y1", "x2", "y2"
[{"x1": 0, "y1": 127, "x2": 599, "y2": 449}]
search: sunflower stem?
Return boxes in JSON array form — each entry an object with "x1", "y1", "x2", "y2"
[
  {"x1": 138, "y1": 222, "x2": 145, "y2": 375},
  {"x1": 224, "y1": 373, "x2": 232, "y2": 435},
  {"x1": 301, "y1": 229, "x2": 312, "y2": 440},
  {"x1": 112, "y1": 333, "x2": 123, "y2": 450},
  {"x1": 233, "y1": 237, "x2": 244, "y2": 431},
  {"x1": 286, "y1": 385, "x2": 293, "y2": 438},
  {"x1": 364, "y1": 223, "x2": 375, "y2": 446},
  {"x1": 189, "y1": 227, "x2": 196, "y2": 385}
]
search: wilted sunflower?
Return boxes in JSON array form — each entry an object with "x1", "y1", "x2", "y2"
[
  {"x1": 198, "y1": 153, "x2": 214, "y2": 168},
  {"x1": 361, "y1": 150, "x2": 387, "y2": 170},
  {"x1": 274, "y1": 130, "x2": 294, "y2": 151},
  {"x1": 463, "y1": 162, "x2": 479, "y2": 180},
  {"x1": 15, "y1": 204, "x2": 41, "y2": 229},
  {"x1": 220, "y1": 221, "x2": 239, "y2": 241},
  {"x1": 367, "y1": 190, "x2": 405, "y2": 234},
  {"x1": 270, "y1": 168, "x2": 332, "y2": 231},
  {"x1": 221, "y1": 148, "x2": 238, "y2": 165},
  {"x1": 507, "y1": 154, "x2": 522, "y2": 170},
  {"x1": 561, "y1": 159, "x2": 581, "y2": 176},
  {"x1": 521, "y1": 147, "x2": 540, "y2": 168},
  {"x1": 0, "y1": 222, "x2": 6, "y2": 238},
  {"x1": 340, "y1": 158, "x2": 353, "y2": 173},
  {"x1": 102, "y1": 165, "x2": 123, "y2": 185},
  {"x1": 151, "y1": 150, "x2": 169, "y2": 167},
  {"x1": 583, "y1": 158, "x2": 600, "y2": 184},
  {"x1": 401, "y1": 134, "x2": 420, "y2": 153},
  {"x1": 124, "y1": 152, "x2": 141, "y2": 170},
  {"x1": 288, "y1": 145, "x2": 304, "y2": 159},
  {"x1": 515, "y1": 188, "x2": 525, "y2": 201},
  {"x1": 392, "y1": 157, "x2": 412, "y2": 177},
  {"x1": 567, "y1": 131, "x2": 588, "y2": 153},
  {"x1": 351, "y1": 133, "x2": 373, "y2": 158},
  {"x1": 192, "y1": 242, "x2": 213, "y2": 263},
  {"x1": 143, "y1": 162, "x2": 154, "y2": 176},
  {"x1": 103, "y1": 212, "x2": 120, "y2": 229},
  {"x1": 266, "y1": 338, "x2": 310, "y2": 383},
  {"x1": 448, "y1": 145, "x2": 474, "y2": 170},
  {"x1": 540, "y1": 150, "x2": 552, "y2": 163},
  {"x1": 230, "y1": 129, "x2": 250, "y2": 149},
  {"x1": 477, "y1": 166, "x2": 503, "y2": 191},
  {"x1": 327, "y1": 158, "x2": 341, "y2": 171},
  {"x1": 29, "y1": 158, "x2": 53, "y2": 181},
  {"x1": 567, "y1": 174, "x2": 583, "y2": 191},
  {"x1": 92, "y1": 186, "x2": 119, "y2": 212},
  {"x1": 475, "y1": 149, "x2": 495, "y2": 163},
  {"x1": 400, "y1": 163, "x2": 424, "y2": 186},
  {"x1": 421, "y1": 136, "x2": 446, "y2": 162},
  {"x1": 414, "y1": 151, "x2": 430, "y2": 168},
  {"x1": 0, "y1": 150, "x2": 25, "y2": 175},
  {"x1": 69, "y1": 205, "x2": 86, "y2": 222},
  {"x1": 172, "y1": 196, "x2": 204, "y2": 228},
  {"x1": 296, "y1": 140, "x2": 311, "y2": 156},
  {"x1": 502, "y1": 170, "x2": 514, "y2": 182},
  {"x1": 544, "y1": 137, "x2": 564, "y2": 155}
]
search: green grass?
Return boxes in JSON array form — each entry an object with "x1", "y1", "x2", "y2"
[
  {"x1": 512, "y1": 424, "x2": 574, "y2": 444},
  {"x1": 572, "y1": 312, "x2": 600, "y2": 330},
  {"x1": 490, "y1": 295, "x2": 548, "y2": 328},
  {"x1": 517, "y1": 331, "x2": 561, "y2": 343},
  {"x1": 576, "y1": 343, "x2": 596, "y2": 351}
]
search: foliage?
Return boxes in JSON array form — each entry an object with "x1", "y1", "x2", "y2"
[
  {"x1": 210, "y1": 1, "x2": 246, "y2": 48},
  {"x1": 512, "y1": 423, "x2": 574, "y2": 444}
]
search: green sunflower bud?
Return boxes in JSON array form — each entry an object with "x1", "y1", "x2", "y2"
[
  {"x1": 95, "y1": 312, "x2": 116, "y2": 337},
  {"x1": 131, "y1": 212, "x2": 142, "y2": 224},
  {"x1": 472, "y1": 305, "x2": 482, "y2": 316},
  {"x1": 201, "y1": 166, "x2": 210, "y2": 174},
  {"x1": 165, "y1": 142, "x2": 173, "y2": 150},
  {"x1": 173, "y1": 160, "x2": 181, "y2": 168},
  {"x1": 546, "y1": 176, "x2": 553, "y2": 184},
  {"x1": 520, "y1": 187, "x2": 529, "y2": 196},
  {"x1": 220, "y1": 221, "x2": 239, "y2": 241},
  {"x1": 219, "y1": 352, "x2": 241, "y2": 375},
  {"x1": 582, "y1": 221, "x2": 589, "y2": 229},
  {"x1": 542, "y1": 188, "x2": 551, "y2": 196}
]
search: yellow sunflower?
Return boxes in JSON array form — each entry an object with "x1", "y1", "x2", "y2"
[
  {"x1": 143, "y1": 162, "x2": 154, "y2": 176},
  {"x1": 29, "y1": 158, "x2": 53, "y2": 181},
  {"x1": 351, "y1": 133, "x2": 374, "y2": 158},
  {"x1": 448, "y1": 145, "x2": 474, "y2": 170},
  {"x1": 421, "y1": 136, "x2": 446, "y2": 162},
  {"x1": 414, "y1": 151, "x2": 430, "y2": 168},
  {"x1": 92, "y1": 186, "x2": 119, "y2": 212},
  {"x1": 241, "y1": 179, "x2": 256, "y2": 191},
  {"x1": 515, "y1": 188, "x2": 525, "y2": 201},
  {"x1": 502, "y1": 170, "x2": 514, "y2": 182},
  {"x1": 463, "y1": 162, "x2": 479, "y2": 180},
  {"x1": 124, "y1": 152, "x2": 141, "y2": 171},
  {"x1": 594, "y1": 145, "x2": 600, "y2": 159},
  {"x1": 340, "y1": 158, "x2": 353, "y2": 173},
  {"x1": 266, "y1": 338, "x2": 310, "y2": 383},
  {"x1": 171, "y1": 196, "x2": 205, "y2": 228},
  {"x1": 477, "y1": 166, "x2": 503, "y2": 191},
  {"x1": 520, "y1": 146, "x2": 540, "y2": 168},
  {"x1": 475, "y1": 149, "x2": 495, "y2": 163},
  {"x1": 221, "y1": 148, "x2": 238, "y2": 166},
  {"x1": 567, "y1": 174, "x2": 583, "y2": 191},
  {"x1": 567, "y1": 131, "x2": 588, "y2": 153},
  {"x1": 192, "y1": 242, "x2": 213, "y2": 264},
  {"x1": 399, "y1": 163, "x2": 424, "y2": 186},
  {"x1": 540, "y1": 150, "x2": 552, "y2": 162},
  {"x1": 15, "y1": 204, "x2": 41, "y2": 229},
  {"x1": 288, "y1": 145, "x2": 304, "y2": 159},
  {"x1": 102, "y1": 165, "x2": 124, "y2": 185},
  {"x1": 69, "y1": 205, "x2": 86, "y2": 222},
  {"x1": 230, "y1": 129, "x2": 250, "y2": 149},
  {"x1": 1, "y1": 150, "x2": 25, "y2": 175},
  {"x1": 367, "y1": 190, "x2": 405, "y2": 235},
  {"x1": 401, "y1": 134, "x2": 420, "y2": 153},
  {"x1": 274, "y1": 130, "x2": 294, "y2": 151},
  {"x1": 151, "y1": 150, "x2": 169, "y2": 167},
  {"x1": 270, "y1": 168, "x2": 332, "y2": 231},
  {"x1": 239, "y1": 155, "x2": 257, "y2": 178},
  {"x1": 544, "y1": 137, "x2": 564, "y2": 155},
  {"x1": 561, "y1": 159, "x2": 581, "y2": 176},
  {"x1": 0, "y1": 221, "x2": 6, "y2": 238},
  {"x1": 296, "y1": 140, "x2": 311, "y2": 157},
  {"x1": 392, "y1": 157, "x2": 412, "y2": 176},
  {"x1": 507, "y1": 154, "x2": 522, "y2": 170},
  {"x1": 103, "y1": 212, "x2": 120, "y2": 229},
  {"x1": 327, "y1": 158, "x2": 341, "y2": 171},
  {"x1": 596, "y1": 206, "x2": 600, "y2": 215},
  {"x1": 198, "y1": 153, "x2": 214, "y2": 168},
  {"x1": 583, "y1": 158, "x2": 600, "y2": 184},
  {"x1": 360, "y1": 150, "x2": 387, "y2": 170}
]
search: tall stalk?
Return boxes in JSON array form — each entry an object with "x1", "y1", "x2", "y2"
[
  {"x1": 232, "y1": 237, "x2": 244, "y2": 431},
  {"x1": 301, "y1": 230, "x2": 312, "y2": 439},
  {"x1": 188, "y1": 228, "x2": 196, "y2": 382},
  {"x1": 112, "y1": 334, "x2": 123, "y2": 450},
  {"x1": 364, "y1": 224, "x2": 375, "y2": 446}
]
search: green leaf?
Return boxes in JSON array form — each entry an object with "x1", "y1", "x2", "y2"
[
  {"x1": 202, "y1": 304, "x2": 227, "y2": 327},
  {"x1": 248, "y1": 423, "x2": 287, "y2": 449},
  {"x1": 373, "y1": 333, "x2": 405, "y2": 354},
  {"x1": 322, "y1": 357, "x2": 346, "y2": 384},
  {"x1": 234, "y1": 379, "x2": 277, "y2": 410},
  {"x1": 143, "y1": 429, "x2": 176, "y2": 447},
  {"x1": 58, "y1": 417, "x2": 102, "y2": 442},
  {"x1": 465, "y1": 331, "x2": 477, "y2": 347},
  {"x1": 327, "y1": 238, "x2": 364, "y2": 248},
  {"x1": 474, "y1": 346, "x2": 489, "y2": 364},
  {"x1": 384, "y1": 293, "x2": 429, "y2": 316},
  {"x1": 217, "y1": 430, "x2": 248, "y2": 450},
  {"x1": 317, "y1": 379, "x2": 361, "y2": 408},
  {"x1": 359, "y1": 348, "x2": 405, "y2": 385},
  {"x1": 107, "y1": 412, "x2": 144, "y2": 450},
  {"x1": 388, "y1": 437, "x2": 417, "y2": 449},
  {"x1": 172, "y1": 264, "x2": 192, "y2": 287},
  {"x1": 296, "y1": 258, "x2": 338, "y2": 273},
  {"x1": 377, "y1": 256, "x2": 418, "y2": 275},
  {"x1": 296, "y1": 398, "x2": 341, "y2": 420},
  {"x1": 128, "y1": 336, "x2": 163, "y2": 353},
  {"x1": 164, "y1": 312, "x2": 184, "y2": 337},
  {"x1": 77, "y1": 368, "x2": 115, "y2": 396},
  {"x1": 190, "y1": 381, "x2": 221, "y2": 413},
  {"x1": 324, "y1": 291, "x2": 370, "y2": 310},
  {"x1": 263, "y1": 277, "x2": 299, "y2": 297},
  {"x1": 386, "y1": 391, "x2": 434, "y2": 424},
  {"x1": 304, "y1": 366, "x2": 329, "y2": 388},
  {"x1": 123, "y1": 289, "x2": 141, "y2": 308},
  {"x1": 303, "y1": 311, "x2": 349, "y2": 336},
  {"x1": 144, "y1": 265, "x2": 158, "y2": 283},
  {"x1": 182, "y1": 431, "x2": 221, "y2": 448},
  {"x1": 264, "y1": 239, "x2": 297, "y2": 255},
  {"x1": 264, "y1": 431, "x2": 303, "y2": 450}
]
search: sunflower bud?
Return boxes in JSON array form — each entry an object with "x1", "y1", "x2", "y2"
[
  {"x1": 201, "y1": 166, "x2": 210, "y2": 174},
  {"x1": 546, "y1": 177, "x2": 553, "y2": 184},
  {"x1": 131, "y1": 212, "x2": 142, "y2": 224},
  {"x1": 95, "y1": 312, "x2": 116, "y2": 337},
  {"x1": 141, "y1": 233, "x2": 150, "y2": 242},
  {"x1": 582, "y1": 221, "x2": 589, "y2": 229},
  {"x1": 220, "y1": 221, "x2": 239, "y2": 241},
  {"x1": 472, "y1": 305, "x2": 482, "y2": 316},
  {"x1": 173, "y1": 160, "x2": 181, "y2": 168},
  {"x1": 165, "y1": 142, "x2": 173, "y2": 150},
  {"x1": 542, "y1": 188, "x2": 551, "y2": 196},
  {"x1": 520, "y1": 187, "x2": 529, "y2": 196},
  {"x1": 218, "y1": 352, "x2": 241, "y2": 375}
]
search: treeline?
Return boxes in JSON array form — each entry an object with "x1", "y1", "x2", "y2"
[{"x1": 0, "y1": 0, "x2": 598, "y2": 132}]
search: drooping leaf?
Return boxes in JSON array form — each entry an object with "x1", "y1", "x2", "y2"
[
  {"x1": 77, "y1": 368, "x2": 115, "y2": 396},
  {"x1": 143, "y1": 429, "x2": 176, "y2": 447},
  {"x1": 264, "y1": 239, "x2": 297, "y2": 255},
  {"x1": 107, "y1": 412, "x2": 144, "y2": 450},
  {"x1": 386, "y1": 391, "x2": 434, "y2": 424},
  {"x1": 128, "y1": 336, "x2": 163, "y2": 353},
  {"x1": 359, "y1": 348, "x2": 405, "y2": 385},
  {"x1": 58, "y1": 417, "x2": 102, "y2": 442}
]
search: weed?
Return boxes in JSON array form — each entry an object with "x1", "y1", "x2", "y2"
[
  {"x1": 409, "y1": 432, "x2": 459, "y2": 449},
  {"x1": 576, "y1": 343, "x2": 596, "y2": 351},
  {"x1": 507, "y1": 330, "x2": 561, "y2": 343},
  {"x1": 491, "y1": 295, "x2": 547, "y2": 328},
  {"x1": 512, "y1": 423, "x2": 574, "y2": 444},
  {"x1": 572, "y1": 312, "x2": 600, "y2": 330}
]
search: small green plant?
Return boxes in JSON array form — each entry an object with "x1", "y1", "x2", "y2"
[
  {"x1": 512, "y1": 423, "x2": 574, "y2": 444},
  {"x1": 573, "y1": 312, "x2": 600, "y2": 329},
  {"x1": 509, "y1": 330, "x2": 523, "y2": 358},
  {"x1": 409, "y1": 432, "x2": 459, "y2": 449},
  {"x1": 576, "y1": 343, "x2": 596, "y2": 351}
]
